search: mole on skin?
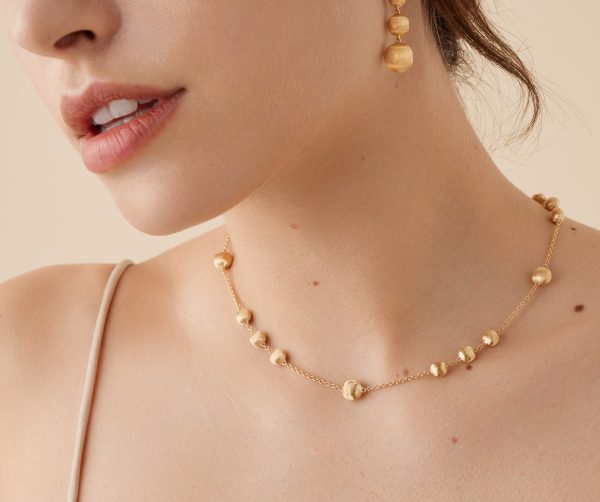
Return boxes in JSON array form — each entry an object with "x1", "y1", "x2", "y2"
[
  {"x1": 574, "y1": 304, "x2": 585, "y2": 312},
  {"x1": 290, "y1": 222, "x2": 299, "y2": 229},
  {"x1": 466, "y1": 364, "x2": 472, "y2": 370},
  {"x1": 311, "y1": 280, "x2": 319, "y2": 286},
  {"x1": 451, "y1": 436, "x2": 459, "y2": 444}
]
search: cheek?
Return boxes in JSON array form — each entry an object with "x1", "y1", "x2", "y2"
[
  {"x1": 178, "y1": 0, "x2": 347, "y2": 176},
  {"x1": 106, "y1": 1, "x2": 350, "y2": 235}
]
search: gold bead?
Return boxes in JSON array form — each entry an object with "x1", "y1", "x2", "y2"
[
  {"x1": 236, "y1": 308, "x2": 252, "y2": 325},
  {"x1": 430, "y1": 361, "x2": 447, "y2": 377},
  {"x1": 532, "y1": 193, "x2": 546, "y2": 205},
  {"x1": 384, "y1": 42, "x2": 413, "y2": 72},
  {"x1": 249, "y1": 330, "x2": 267, "y2": 347},
  {"x1": 213, "y1": 251, "x2": 233, "y2": 269},
  {"x1": 482, "y1": 329, "x2": 499, "y2": 346},
  {"x1": 269, "y1": 348, "x2": 287, "y2": 365},
  {"x1": 531, "y1": 266, "x2": 552, "y2": 285},
  {"x1": 387, "y1": 14, "x2": 410, "y2": 36},
  {"x1": 458, "y1": 345, "x2": 476, "y2": 363},
  {"x1": 388, "y1": 0, "x2": 407, "y2": 6},
  {"x1": 549, "y1": 207, "x2": 564, "y2": 224},
  {"x1": 342, "y1": 379, "x2": 365, "y2": 400},
  {"x1": 544, "y1": 197, "x2": 560, "y2": 211}
]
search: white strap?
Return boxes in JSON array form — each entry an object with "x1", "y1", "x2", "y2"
[{"x1": 67, "y1": 259, "x2": 134, "y2": 502}]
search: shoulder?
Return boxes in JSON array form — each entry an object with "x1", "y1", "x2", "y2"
[
  {"x1": 559, "y1": 216, "x2": 600, "y2": 300},
  {"x1": 551, "y1": 216, "x2": 600, "y2": 339},
  {"x1": 0, "y1": 262, "x2": 127, "y2": 392},
  {"x1": 0, "y1": 262, "x2": 133, "y2": 493},
  {"x1": 0, "y1": 262, "x2": 122, "y2": 337},
  {"x1": 544, "y1": 216, "x2": 600, "y2": 421}
]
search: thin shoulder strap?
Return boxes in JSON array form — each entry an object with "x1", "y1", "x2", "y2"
[{"x1": 67, "y1": 259, "x2": 135, "y2": 502}]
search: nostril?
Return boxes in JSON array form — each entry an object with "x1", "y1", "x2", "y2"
[{"x1": 54, "y1": 30, "x2": 96, "y2": 50}]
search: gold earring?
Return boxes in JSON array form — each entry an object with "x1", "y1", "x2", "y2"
[{"x1": 384, "y1": 0, "x2": 413, "y2": 72}]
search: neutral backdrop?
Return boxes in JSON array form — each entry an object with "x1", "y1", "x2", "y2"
[{"x1": 0, "y1": 1, "x2": 598, "y2": 282}]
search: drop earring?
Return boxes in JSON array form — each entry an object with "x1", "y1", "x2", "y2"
[{"x1": 384, "y1": 0, "x2": 413, "y2": 72}]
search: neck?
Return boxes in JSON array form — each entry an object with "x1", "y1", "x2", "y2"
[{"x1": 218, "y1": 50, "x2": 549, "y2": 384}]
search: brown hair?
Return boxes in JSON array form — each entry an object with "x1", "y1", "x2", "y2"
[{"x1": 423, "y1": 0, "x2": 542, "y2": 140}]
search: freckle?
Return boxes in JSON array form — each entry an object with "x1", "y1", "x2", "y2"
[
  {"x1": 574, "y1": 304, "x2": 585, "y2": 312},
  {"x1": 571, "y1": 227, "x2": 576, "y2": 231},
  {"x1": 311, "y1": 280, "x2": 320, "y2": 286},
  {"x1": 403, "y1": 368, "x2": 409, "y2": 376},
  {"x1": 290, "y1": 222, "x2": 299, "y2": 229},
  {"x1": 360, "y1": 155, "x2": 366, "y2": 161},
  {"x1": 360, "y1": 470, "x2": 365, "y2": 477},
  {"x1": 451, "y1": 436, "x2": 459, "y2": 444},
  {"x1": 466, "y1": 364, "x2": 472, "y2": 370}
]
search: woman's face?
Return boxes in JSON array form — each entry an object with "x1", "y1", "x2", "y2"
[{"x1": 0, "y1": 0, "x2": 388, "y2": 235}]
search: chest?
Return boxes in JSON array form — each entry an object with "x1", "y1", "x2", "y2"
[{"x1": 13, "y1": 322, "x2": 600, "y2": 501}]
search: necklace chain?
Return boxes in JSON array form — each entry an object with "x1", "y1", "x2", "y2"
[{"x1": 213, "y1": 193, "x2": 564, "y2": 401}]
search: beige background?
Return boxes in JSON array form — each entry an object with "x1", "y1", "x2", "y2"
[{"x1": 0, "y1": 1, "x2": 598, "y2": 282}]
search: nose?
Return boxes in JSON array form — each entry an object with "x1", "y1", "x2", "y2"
[{"x1": 11, "y1": 0, "x2": 121, "y2": 58}]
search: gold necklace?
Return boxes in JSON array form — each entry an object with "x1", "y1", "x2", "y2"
[{"x1": 213, "y1": 192, "x2": 564, "y2": 401}]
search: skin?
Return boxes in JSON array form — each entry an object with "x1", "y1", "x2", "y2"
[{"x1": 1, "y1": 0, "x2": 599, "y2": 500}]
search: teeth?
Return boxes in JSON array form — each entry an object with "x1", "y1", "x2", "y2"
[
  {"x1": 99, "y1": 106, "x2": 153, "y2": 133},
  {"x1": 108, "y1": 98, "x2": 138, "y2": 119},
  {"x1": 100, "y1": 114, "x2": 133, "y2": 133},
  {"x1": 92, "y1": 105, "x2": 114, "y2": 126},
  {"x1": 92, "y1": 98, "x2": 156, "y2": 126}
]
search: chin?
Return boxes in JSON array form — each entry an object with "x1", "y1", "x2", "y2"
[
  {"x1": 105, "y1": 167, "x2": 254, "y2": 236},
  {"x1": 98, "y1": 127, "x2": 275, "y2": 235},
  {"x1": 104, "y1": 174, "x2": 217, "y2": 236},
  {"x1": 117, "y1": 198, "x2": 222, "y2": 236}
]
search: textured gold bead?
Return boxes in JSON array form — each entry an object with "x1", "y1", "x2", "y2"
[
  {"x1": 269, "y1": 348, "x2": 287, "y2": 365},
  {"x1": 549, "y1": 207, "x2": 564, "y2": 224},
  {"x1": 531, "y1": 266, "x2": 552, "y2": 285},
  {"x1": 384, "y1": 42, "x2": 413, "y2": 72},
  {"x1": 544, "y1": 197, "x2": 560, "y2": 211},
  {"x1": 387, "y1": 14, "x2": 410, "y2": 36},
  {"x1": 342, "y1": 379, "x2": 365, "y2": 400},
  {"x1": 482, "y1": 329, "x2": 499, "y2": 346},
  {"x1": 249, "y1": 330, "x2": 267, "y2": 347},
  {"x1": 458, "y1": 345, "x2": 476, "y2": 363},
  {"x1": 213, "y1": 251, "x2": 233, "y2": 269},
  {"x1": 388, "y1": 0, "x2": 407, "y2": 6},
  {"x1": 532, "y1": 193, "x2": 546, "y2": 205},
  {"x1": 430, "y1": 361, "x2": 448, "y2": 377},
  {"x1": 236, "y1": 308, "x2": 252, "y2": 325}
]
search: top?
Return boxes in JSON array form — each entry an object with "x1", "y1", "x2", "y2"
[{"x1": 67, "y1": 258, "x2": 135, "y2": 502}]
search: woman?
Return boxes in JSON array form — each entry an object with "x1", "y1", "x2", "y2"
[{"x1": 1, "y1": 0, "x2": 598, "y2": 500}]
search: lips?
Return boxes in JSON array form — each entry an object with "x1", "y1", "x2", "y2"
[{"x1": 60, "y1": 82, "x2": 186, "y2": 172}]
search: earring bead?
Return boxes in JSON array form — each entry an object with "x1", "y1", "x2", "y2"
[
  {"x1": 388, "y1": 14, "x2": 410, "y2": 36},
  {"x1": 384, "y1": 42, "x2": 414, "y2": 72}
]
